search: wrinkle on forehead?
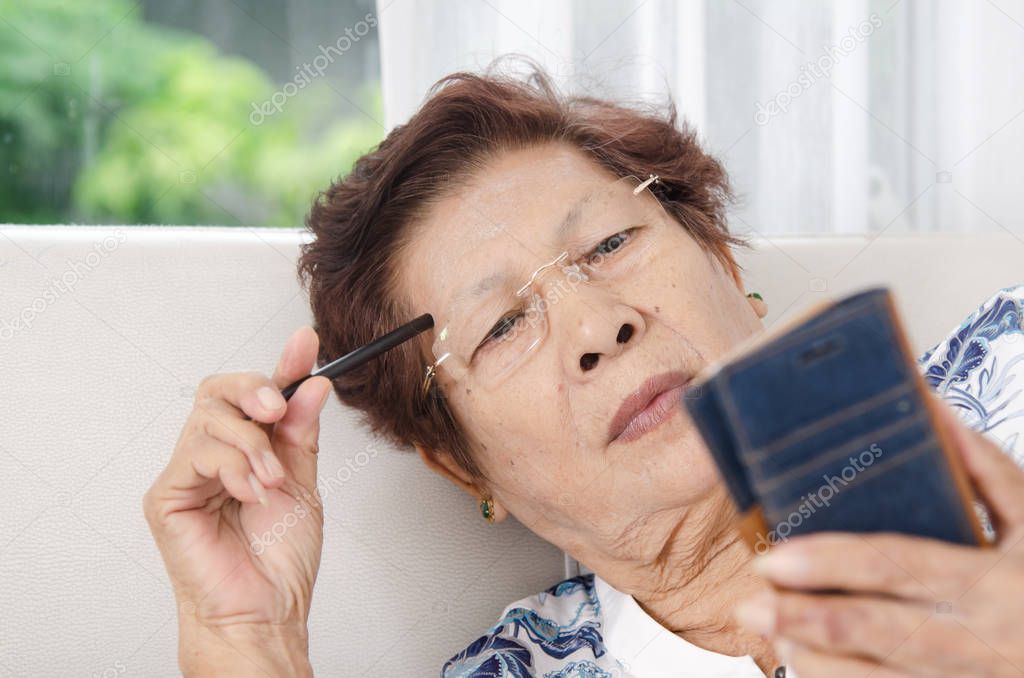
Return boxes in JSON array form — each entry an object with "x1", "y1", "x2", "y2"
[{"x1": 395, "y1": 143, "x2": 617, "y2": 343}]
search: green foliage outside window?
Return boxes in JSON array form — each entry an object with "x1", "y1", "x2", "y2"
[{"x1": 0, "y1": 0, "x2": 384, "y2": 226}]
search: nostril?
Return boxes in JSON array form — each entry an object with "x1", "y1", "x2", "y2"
[
  {"x1": 616, "y1": 323, "x2": 634, "y2": 344},
  {"x1": 580, "y1": 353, "x2": 599, "y2": 371}
]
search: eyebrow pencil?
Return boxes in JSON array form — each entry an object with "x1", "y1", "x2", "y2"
[{"x1": 280, "y1": 313, "x2": 434, "y2": 401}]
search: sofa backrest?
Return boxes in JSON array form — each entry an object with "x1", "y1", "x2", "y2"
[{"x1": 1, "y1": 226, "x2": 1020, "y2": 675}]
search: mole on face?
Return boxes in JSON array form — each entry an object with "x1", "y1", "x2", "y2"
[{"x1": 655, "y1": 305, "x2": 661, "y2": 313}]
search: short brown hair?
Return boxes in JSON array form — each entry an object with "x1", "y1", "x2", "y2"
[{"x1": 296, "y1": 59, "x2": 746, "y2": 479}]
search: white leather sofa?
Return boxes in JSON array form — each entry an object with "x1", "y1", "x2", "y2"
[{"x1": 1, "y1": 226, "x2": 1021, "y2": 676}]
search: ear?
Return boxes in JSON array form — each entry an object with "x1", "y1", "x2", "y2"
[
  {"x1": 745, "y1": 291, "x2": 768, "y2": 319},
  {"x1": 414, "y1": 444, "x2": 509, "y2": 523},
  {"x1": 716, "y1": 249, "x2": 765, "y2": 321},
  {"x1": 415, "y1": 443, "x2": 477, "y2": 496}
]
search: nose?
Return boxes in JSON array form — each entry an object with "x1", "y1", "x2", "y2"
[{"x1": 554, "y1": 285, "x2": 646, "y2": 376}]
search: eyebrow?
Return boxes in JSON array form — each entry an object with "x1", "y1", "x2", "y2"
[{"x1": 452, "y1": 189, "x2": 597, "y2": 306}]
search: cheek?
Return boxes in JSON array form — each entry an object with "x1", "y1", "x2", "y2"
[
  {"x1": 676, "y1": 429, "x2": 724, "y2": 490},
  {"x1": 622, "y1": 426, "x2": 725, "y2": 507},
  {"x1": 644, "y1": 235, "x2": 753, "y2": 350},
  {"x1": 448, "y1": 380, "x2": 575, "y2": 476}
]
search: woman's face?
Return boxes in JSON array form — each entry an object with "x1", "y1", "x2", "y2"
[{"x1": 398, "y1": 142, "x2": 765, "y2": 567}]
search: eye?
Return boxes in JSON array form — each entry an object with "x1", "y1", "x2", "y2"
[
  {"x1": 487, "y1": 312, "x2": 522, "y2": 342},
  {"x1": 475, "y1": 310, "x2": 525, "y2": 354},
  {"x1": 583, "y1": 228, "x2": 634, "y2": 265}
]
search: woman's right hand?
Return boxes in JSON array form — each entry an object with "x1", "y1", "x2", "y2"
[{"x1": 143, "y1": 325, "x2": 332, "y2": 677}]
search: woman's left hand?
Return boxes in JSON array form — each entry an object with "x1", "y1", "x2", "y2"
[{"x1": 735, "y1": 396, "x2": 1024, "y2": 677}]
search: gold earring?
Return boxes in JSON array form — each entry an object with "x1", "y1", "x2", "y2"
[{"x1": 479, "y1": 497, "x2": 496, "y2": 523}]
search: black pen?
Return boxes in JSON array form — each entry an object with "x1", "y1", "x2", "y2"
[{"x1": 279, "y1": 313, "x2": 434, "y2": 400}]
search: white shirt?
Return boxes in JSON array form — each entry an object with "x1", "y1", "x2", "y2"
[
  {"x1": 440, "y1": 571, "x2": 773, "y2": 677},
  {"x1": 596, "y1": 574, "x2": 768, "y2": 678}
]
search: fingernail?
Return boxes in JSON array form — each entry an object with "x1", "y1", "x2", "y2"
[
  {"x1": 263, "y1": 450, "x2": 285, "y2": 479},
  {"x1": 318, "y1": 385, "x2": 331, "y2": 411},
  {"x1": 288, "y1": 326, "x2": 307, "y2": 349},
  {"x1": 752, "y1": 550, "x2": 808, "y2": 583},
  {"x1": 257, "y1": 386, "x2": 284, "y2": 411},
  {"x1": 773, "y1": 638, "x2": 793, "y2": 664},
  {"x1": 735, "y1": 591, "x2": 775, "y2": 635},
  {"x1": 248, "y1": 472, "x2": 269, "y2": 507}
]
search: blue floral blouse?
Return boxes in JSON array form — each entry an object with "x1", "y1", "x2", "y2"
[{"x1": 441, "y1": 285, "x2": 1024, "y2": 678}]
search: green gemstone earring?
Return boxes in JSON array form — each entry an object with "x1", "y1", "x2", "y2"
[
  {"x1": 746, "y1": 292, "x2": 763, "y2": 301},
  {"x1": 480, "y1": 497, "x2": 496, "y2": 523}
]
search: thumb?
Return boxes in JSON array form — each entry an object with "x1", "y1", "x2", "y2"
[
  {"x1": 272, "y1": 375, "x2": 331, "y2": 491},
  {"x1": 931, "y1": 393, "x2": 1024, "y2": 535},
  {"x1": 266, "y1": 325, "x2": 330, "y2": 489}
]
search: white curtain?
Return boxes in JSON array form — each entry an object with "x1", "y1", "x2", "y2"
[{"x1": 376, "y1": 0, "x2": 1024, "y2": 236}]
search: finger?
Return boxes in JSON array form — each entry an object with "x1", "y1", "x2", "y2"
[
  {"x1": 266, "y1": 325, "x2": 328, "y2": 483},
  {"x1": 194, "y1": 397, "x2": 286, "y2": 488},
  {"x1": 189, "y1": 435, "x2": 270, "y2": 507},
  {"x1": 738, "y1": 588, "x2": 943, "y2": 668},
  {"x1": 270, "y1": 375, "x2": 331, "y2": 487},
  {"x1": 753, "y1": 531, "x2": 987, "y2": 600},
  {"x1": 253, "y1": 324, "x2": 320, "y2": 444},
  {"x1": 271, "y1": 325, "x2": 320, "y2": 390},
  {"x1": 931, "y1": 393, "x2": 1024, "y2": 531},
  {"x1": 772, "y1": 638, "x2": 908, "y2": 678},
  {"x1": 195, "y1": 371, "x2": 287, "y2": 424},
  {"x1": 148, "y1": 433, "x2": 269, "y2": 521}
]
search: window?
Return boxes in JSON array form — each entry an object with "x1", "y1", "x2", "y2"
[
  {"x1": 1, "y1": 0, "x2": 383, "y2": 227},
  {"x1": 379, "y1": 0, "x2": 1024, "y2": 236}
]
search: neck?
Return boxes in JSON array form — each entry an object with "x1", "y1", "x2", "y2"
[{"x1": 591, "y1": 490, "x2": 779, "y2": 675}]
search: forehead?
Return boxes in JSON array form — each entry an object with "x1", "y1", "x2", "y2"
[{"x1": 398, "y1": 143, "x2": 618, "y2": 318}]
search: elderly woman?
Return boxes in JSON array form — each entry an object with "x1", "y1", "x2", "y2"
[{"x1": 144, "y1": 65, "x2": 1024, "y2": 677}]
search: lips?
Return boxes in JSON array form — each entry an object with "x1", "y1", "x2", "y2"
[{"x1": 607, "y1": 370, "x2": 691, "y2": 444}]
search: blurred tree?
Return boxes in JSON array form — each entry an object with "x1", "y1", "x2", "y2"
[{"x1": 0, "y1": 0, "x2": 383, "y2": 226}]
